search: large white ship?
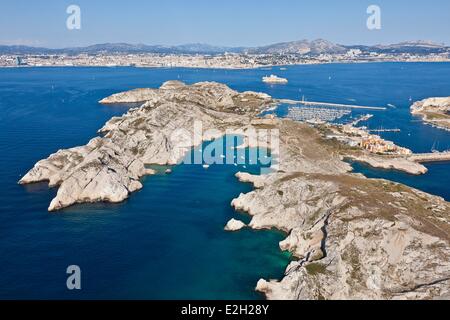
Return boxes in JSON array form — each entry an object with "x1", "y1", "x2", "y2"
[{"x1": 262, "y1": 74, "x2": 288, "y2": 84}]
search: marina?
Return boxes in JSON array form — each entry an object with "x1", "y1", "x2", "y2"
[
  {"x1": 286, "y1": 106, "x2": 351, "y2": 122},
  {"x1": 367, "y1": 128, "x2": 401, "y2": 133},
  {"x1": 277, "y1": 98, "x2": 387, "y2": 110}
]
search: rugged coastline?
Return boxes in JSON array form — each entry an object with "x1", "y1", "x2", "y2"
[
  {"x1": 411, "y1": 97, "x2": 450, "y2": 131},
  {"x1": 19, "y1": 81, "x2": 450, "y2": 299}
]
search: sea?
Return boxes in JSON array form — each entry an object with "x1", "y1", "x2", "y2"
[{"x1": 0, "y1": 62, "x2": 449, "y2": 299}]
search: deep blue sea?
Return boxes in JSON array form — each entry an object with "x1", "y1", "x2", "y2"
[{"x1": 0, "y1": 63, "x2": 449, "y2": 299}]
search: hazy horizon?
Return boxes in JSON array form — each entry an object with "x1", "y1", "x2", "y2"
[
  {"x1": 1, "y1": 0, "x2": 449, "y2": 48},
  {"x1": 0, "y1": 38, "x2": 448, "y2": 50}
]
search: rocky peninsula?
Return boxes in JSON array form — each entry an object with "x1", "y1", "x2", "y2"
[
  {"x1": 19, "y1": 81, "x2": 273, "y2": 211},
  {"x1": 19, "y1": 81, "x2": 450, "y2": 299},
  {"x1": 411, "y1": 97, "x2": 450, "y2": 131}
]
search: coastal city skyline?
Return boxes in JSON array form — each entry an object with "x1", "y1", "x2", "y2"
[{"x1": 1, "y1": 0, "x2": 450, "y2": 48}]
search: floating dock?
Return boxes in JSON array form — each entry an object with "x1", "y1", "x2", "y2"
[{"x1": 277, "y1": 99, "x2": 387, "y2": 111}]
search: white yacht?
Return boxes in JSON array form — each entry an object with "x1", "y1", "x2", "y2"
[{"x1": 262, "y1": 74, "x2": 288, "y2": 84}]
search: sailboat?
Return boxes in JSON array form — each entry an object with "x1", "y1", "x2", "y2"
[{"x1": 431, "y1": 141, "x2": 439, "y2": 153}]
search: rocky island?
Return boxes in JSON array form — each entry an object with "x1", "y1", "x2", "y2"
[
  {"x1": 411, "y1": 97, "x2": 450, "y2": 131},
  {"x1": 19, "y1": 81, "x2": 450, "y2": 299}
]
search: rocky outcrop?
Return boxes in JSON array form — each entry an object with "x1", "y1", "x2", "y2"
[
  {"x1": 411, "y1": 97, "x2": 450, "y2": 131},
  {"x1": 18, "y1": 137, "x2": 150, "y2": 211},
  {"x1": 235, "y1": 172, "x2": 267, "y2": 188},
  {"x1": 224, "y1": 218, "x2": 247, "y2": 231},
  {"x1": 99, "y1": 81, "x2": 187, "y2": 104},
  {"x1": 346, "y1": 155, "x2": 428, "y2": 175}
]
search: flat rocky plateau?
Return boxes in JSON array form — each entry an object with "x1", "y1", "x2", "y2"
[{"x1": 20, "y1": 81, "x2": 450, "y2": 299}]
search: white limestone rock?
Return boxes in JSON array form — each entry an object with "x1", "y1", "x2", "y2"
[
  {"x1": 19, "y1": 81, "x2": 272, "y2": 211},
  {"x1": 411, "y1": 97, "x2": 450, "y2": 131},
  {"x1": 239, "y1": 172, "x2": 450, "y2": 300},
  {"x1": 347, "y1": 155, "x2": 428, "y2": 175},
  {"x1": 224, "y1": 218, "x2": 247, "y2": 231}
]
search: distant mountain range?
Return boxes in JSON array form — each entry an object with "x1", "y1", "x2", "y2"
[
  {"x1": 0, "y1": 43, "x2": 244, "y2": 55},
  {"x1": 0, "y1": 39, "x2": 448, "y2": 55},
  {"x1": 246, "y1": 39, "x2": 348, "y2": 55},
  {"x1": 346, "y1": 40, "x2": 450, "y2": 54}
]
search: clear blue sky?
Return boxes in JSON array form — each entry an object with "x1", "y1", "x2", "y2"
[{"x1": 1, "y1": 0, "x2": 449, "y2": 47}]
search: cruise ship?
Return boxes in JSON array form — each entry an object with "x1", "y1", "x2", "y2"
[{"x1": 262, "y1": 74, "x2": 288, "y2": 84}]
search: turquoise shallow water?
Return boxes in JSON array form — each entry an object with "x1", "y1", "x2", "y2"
[{"x1": 0, "y1": 63, "x2": 449, "y2": 299}]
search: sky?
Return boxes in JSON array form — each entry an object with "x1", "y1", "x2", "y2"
[{"x1": 0, "y1": 0, "x2": 449, "y2": 48}]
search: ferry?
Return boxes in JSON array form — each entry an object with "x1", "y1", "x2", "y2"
[{"x1": 262, "y1": 74, "x2": 288, "y2": 84}]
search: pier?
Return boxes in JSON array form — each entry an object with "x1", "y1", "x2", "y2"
[
  {"x1": 277, "y1": 99, "x2": 387, "y2": 111},
  {"x1": 286, "y1": 106, "x2": 351, "y2": 122},
  {"x1": 407, "y1": 151, "x2": 450, "y2": 163},
  {"x1": 368, "y1": 128, "x2": 401, "y2": 133}
]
